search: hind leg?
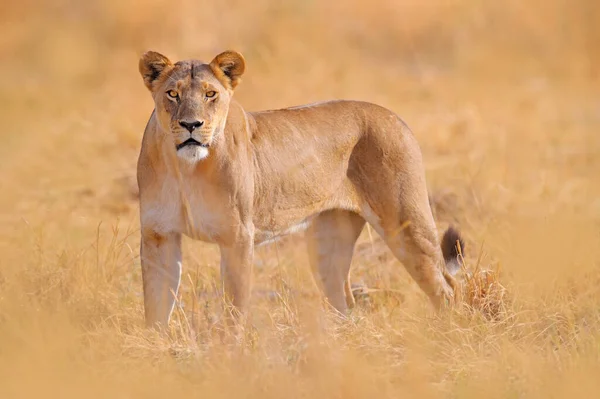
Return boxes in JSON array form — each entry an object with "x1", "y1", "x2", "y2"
[
  {"x1": 358, "y1": 178, "x2": 454, "y2": 309},
  {"x1": 384, "y1": 217, "x2": 453, "y2": 309},
  {"x1": 349, "y1": 118, "x2": 456, "y2": 309},
  {"x1": 306, "y1": 210, "x2": 366, "y2": 313}
]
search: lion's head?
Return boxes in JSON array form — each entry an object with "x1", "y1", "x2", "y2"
[{"x1": 139, "y1": 50, "x2": 245, "y2": 163}]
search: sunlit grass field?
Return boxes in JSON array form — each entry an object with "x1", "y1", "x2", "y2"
[{"x1": 1, "y1": 0, "x2": 599, "y2": 397}]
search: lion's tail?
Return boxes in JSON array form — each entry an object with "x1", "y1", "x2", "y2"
[{"x1": 440, "y1": 226, "x2": 465, "y2": 276}]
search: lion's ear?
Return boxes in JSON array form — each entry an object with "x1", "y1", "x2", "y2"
[
  {"x1": 209, "y1": 51, "x2": 245, "y2": 90},
  {"x1": 139, "y1": 51, "x2": 173, "y2": 91}
]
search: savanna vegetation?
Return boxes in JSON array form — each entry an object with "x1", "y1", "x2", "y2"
[{"x1": 0, "y1": 1, "x2": 599, "y2": 397}]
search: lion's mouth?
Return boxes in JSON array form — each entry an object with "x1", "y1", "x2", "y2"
[{"x1": 176, "y1": 138, "x2": 209, "y2": 151}]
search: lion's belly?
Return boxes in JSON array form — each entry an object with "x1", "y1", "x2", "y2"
[
  {"x1": 252, "y1": 189, "x2": 360, "y2": 246},
  {"x1": 253, "y1": 218, "x2": 313, "y2": 246}
]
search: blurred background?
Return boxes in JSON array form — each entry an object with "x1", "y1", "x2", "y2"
[{"x1": 0, "y1": 0, "x2": 599, "y2": 398}]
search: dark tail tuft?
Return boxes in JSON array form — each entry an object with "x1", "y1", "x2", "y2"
[{"x1": 441, "y1": 226, "x2": 465, "y2": 275}]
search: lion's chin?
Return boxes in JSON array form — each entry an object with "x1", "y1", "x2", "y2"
[{"x1": 177, "y1": 145, "x2": 209, "y2": 164}]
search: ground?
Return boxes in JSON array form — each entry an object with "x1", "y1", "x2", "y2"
[{"x1": 0, "y1": 1, "x2": 599, "y2": 398}]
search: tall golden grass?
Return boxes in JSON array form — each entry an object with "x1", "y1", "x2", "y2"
[{"x1": 1, "y1": 0, "x2": 599, "y2": 397}]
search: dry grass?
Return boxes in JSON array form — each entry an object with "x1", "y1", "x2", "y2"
[{"x1": 1, "y1": 0, "x2": 599, "y2": 397}]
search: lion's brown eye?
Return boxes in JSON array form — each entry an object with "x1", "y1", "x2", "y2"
[
  {"x1": 206, "y1": 91, "x2": 216, "y2": 98},
  {"x1": 166, "y1": 90, "x2": 179, "y2": 99}
]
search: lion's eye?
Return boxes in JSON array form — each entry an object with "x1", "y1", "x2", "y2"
[
  {"x1": 166, "y1": 90, "x2": 179, "y2": 99},
  {"x1": 206, "y1": 91, "x2": 217, "y2": 98}
]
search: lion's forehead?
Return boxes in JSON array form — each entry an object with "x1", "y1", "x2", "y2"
[
  {"x1": 174, "y1": 79, "x2": 211, "y2": 91},
  {"x1": 166, "y1": 61, "x2": 217, "y2": 86}
]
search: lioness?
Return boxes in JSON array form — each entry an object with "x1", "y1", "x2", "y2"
[{"x1": 137, "y1": 50, "x2": 464, "y2": 328}]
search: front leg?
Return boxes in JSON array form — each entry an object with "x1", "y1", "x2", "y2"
[
  {"x1": 219, "y1": 232, "x2": 254, "y2": 321},
  {"x1": 140, "y1": 230, "x2": 182, "y2": 329}
]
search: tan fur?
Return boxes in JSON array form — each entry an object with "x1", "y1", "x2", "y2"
[{"x1": 137, "y1": 50, "x2": 463, "y2": 329}]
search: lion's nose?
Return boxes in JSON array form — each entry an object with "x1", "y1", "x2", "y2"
[{"x1": 179, "y1": 120, "x2": 204, "y2": 133}]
